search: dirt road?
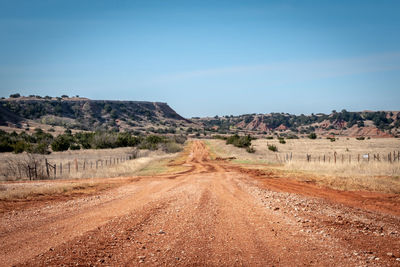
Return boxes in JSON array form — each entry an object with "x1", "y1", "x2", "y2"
[{"x1": 1, "y1": 141, "x2": 400, "y2": 266}]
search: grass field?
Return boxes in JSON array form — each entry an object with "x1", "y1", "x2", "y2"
[
  {"x1": 206, "y1": 138, "x2": 400, "y2": 193},
  {"x1": 0, "y1": 143, "x2": 191, "y2": 202},
  {"x1": 0, "y1": 146, "x2": 180, "y2": 181}
]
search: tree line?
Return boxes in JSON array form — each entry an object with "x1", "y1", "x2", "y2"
[{"x1": 0, "y1": 129, "x2": 187, "y2": 154}]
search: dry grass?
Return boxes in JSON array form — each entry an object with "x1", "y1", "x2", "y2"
[
  {"x1": 0, "y1": 143, "x2": 191, "y2": 202},
  {"x1": 206, "y1": 138, "x2": 400, "y2": 193},
  {"x1": 0, "y1": 180, "x2": 114, "y2": 201},
  {"x1": 0, "y1": 147, "x2": 181, "y2": 180}
]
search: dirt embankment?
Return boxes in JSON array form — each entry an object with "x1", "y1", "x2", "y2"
[{"x1": 0, "y1": 141, "x2": 399, "y2": 266}]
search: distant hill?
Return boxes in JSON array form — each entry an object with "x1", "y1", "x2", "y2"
[
  {"x1": 192, "y1": 110, "x2": 400, "y2": 138},
  {"x1": 1, "y1": 95, "x2": 399, "y2": 138},
  {"x1": 0, "y1": 96, "x2": 192, "y2": 133}
]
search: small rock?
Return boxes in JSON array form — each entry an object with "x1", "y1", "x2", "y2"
[
  {"x1": 274, "y1": 207, "x2": 280, "y2": 211},
  {"x1": 387, "y1": 252, "x2": 394, "y2": 257},
  {"x1": 396, "y1": 258, "x2": 400, "y2": 261},
  {"x1": 158, "y1": 230, "x2": 166, "y2": 234}
]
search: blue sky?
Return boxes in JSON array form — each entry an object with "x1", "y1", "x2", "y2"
[{"x1": 1, "y1": 0, "x2": 399, "y2": 117}]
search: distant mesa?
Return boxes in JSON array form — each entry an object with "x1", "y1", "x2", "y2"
[{"x1": 0, "y1": 94, "x2": 399, "y2": 138}]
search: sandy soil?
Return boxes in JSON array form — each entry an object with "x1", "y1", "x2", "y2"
[{"x1": 1, "y1": 141, "x2": 400, "y2": 266}]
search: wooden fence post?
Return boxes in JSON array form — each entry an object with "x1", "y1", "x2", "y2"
[
  {"x1": 83, "y1": 161, "x2": 86, "y2": 170},
  {"x1": 45, "y1": 159, "x2": 50, "y2": 178},
  {"x1": 334, "y1": 152, "x2": 337, "y2": 164},
  {"x1": 96, "y1": 160, "x2": 98, "y2": 169},
  {"x1": 68, "y1": 162, "x2": 71, "y2": 174},
  {"x1": 75, "y1": 158, "x2": 78, "y2": 172},
  {"x1": 358, "y1": 154, "x2": 360, "y2": 163},
  {"x1": 28, "y1": 166, "x2": 32, "y2": 180},
  {"x1": 60, "y1": 163, "x2": 62, "y2": 176}
]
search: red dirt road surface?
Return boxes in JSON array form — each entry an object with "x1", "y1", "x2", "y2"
[{"x1": 1, "y1": 141, "x2": 400, "y2": 266}]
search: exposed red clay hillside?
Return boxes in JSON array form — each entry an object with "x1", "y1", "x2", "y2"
[{"x1": 0, "y1": 141, "x2": 399, "y2": 266}]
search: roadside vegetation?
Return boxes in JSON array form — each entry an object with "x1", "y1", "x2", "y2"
[
  {"x1": 0, "y1": 129, "x2": 187, "y2": 154},
  {"x1": 213, "y1": 134, "x2": 255, "y2": 153}
]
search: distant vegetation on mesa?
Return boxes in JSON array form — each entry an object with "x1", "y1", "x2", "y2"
[{"x1": 1, "y1": 93, "x2": 399, "y2": 138}]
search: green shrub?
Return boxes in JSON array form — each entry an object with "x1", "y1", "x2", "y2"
[
  {"x1": 268, "y1": 144, "x2": 278, "y2": 152},
  {"x1": 13, "y1": 140, "x2": 28, "y2": 153},
  {"x1": 265, "y1": 136, "x2": 274, "y2": 139},
  {"x1": 161, "y1": 142, "x2": 183, "y2": 153},
  {"x1": 173, "y1": 135, "x2": 187, "y2": 144},
  {"x1": 116, "y1": 132, "x2": 140, "y2": 147},
  {"x1": 75, "y1": 132, "x2": 94, "y2": 149},
  {"x1": 213, "y1": 135, "x2": 227, "y2": 140},
  {"x1": 28, "y1": 142, "x2": 51, "y2": 154},
  {"x1": 138, "y1": 135, "x2": 165, "y2": 150},
  {"x1": 246, "y1": 146, "x2": 256, "y2": 153},
  {"x1": 0, "y1": 141, "x2": 13, "y2": 152},
  {"x1": 356, "y1": 136, "x2": 365, "y2": 140},
  {"x1": 91, "y1": 132, "x2": 118, "y2": 149},
  {"x1": 69, "y1": 143, "x2": 81, "y2": 150},
  {"x1": 51, "y1": 135, "x2": 71, "y2": 151},
  {"x1": 9, "y1": 93, "x2": 21, "y2": 98},
  {"x1": 278, "y1": 137, "x2": 286, "y2": 144},
  {"x1": 226, "y1": 134, "x2": 251, "y2": 148},
  {"x1": 308, "y1": 132, "x2": 317, "y2": 139}
]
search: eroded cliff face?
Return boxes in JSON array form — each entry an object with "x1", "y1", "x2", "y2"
[{"x1": 0, "y1": 98, "x2": 191, "y2": 131}]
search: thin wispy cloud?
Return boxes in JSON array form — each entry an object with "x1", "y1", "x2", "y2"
[{"x1": 154, "y1": 52, "x2": 400, "y2": 85}]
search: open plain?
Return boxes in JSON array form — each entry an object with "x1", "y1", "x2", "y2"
[{"x1": 0, "y1": 140, "x2": 399, "y2": 266}]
